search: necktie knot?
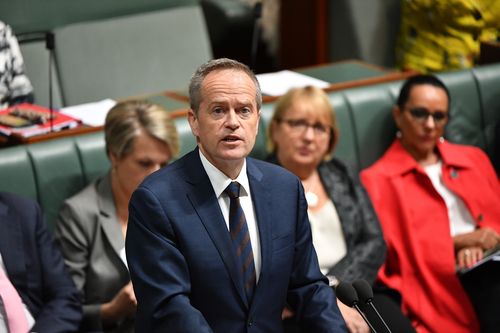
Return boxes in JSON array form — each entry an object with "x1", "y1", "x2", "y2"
[{"x1": 225, "y1": 181, "x2": 241, "y2": 199}]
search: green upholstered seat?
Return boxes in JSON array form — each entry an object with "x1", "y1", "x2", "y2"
[
  {"x1": 0, "y1": 146, "x2": 38, "y2": 200},
  {"x1": 74, "y1": 132, "x2": 109, "y2": 184},
  {"x1": 27, "y1": 139, "x2": 86, "y2": 229},
  {"x1": 438, "y1": 70, "x2": 486, "y2": 150},
  {"x1": 18, "y1": 38, "x2": 64, "y2": 109},
  {"x1": 53, "y1": 5, "x2": 212, "y2": 106},
  {"x1": 471, "y1": 63, "x2": 500, "y2": 160},
  {"x1": 328, "y1": 92, "x2": 359, "y2": 168},
  {"x1": 344, "y1": 82, "x2": 399, "y2": 170}
]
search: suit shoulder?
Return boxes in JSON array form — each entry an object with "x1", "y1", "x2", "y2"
[
  {"x1": 250, "y1": 158, "x2": 297, "y2": 178},
  {"x1": 0, "y1": 191, "x2": 38, "y2": 211}
]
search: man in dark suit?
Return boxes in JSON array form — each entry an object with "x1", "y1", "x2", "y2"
[
  {"x1": 126, "y1": 58, "x2": 347, "y2": 332},
  {"x1": 0, "y1": 192, "x2": 82, "y2": 332}
]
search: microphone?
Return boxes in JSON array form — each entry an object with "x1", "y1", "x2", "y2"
[
  {"x1": 250, "y1": 1, "x2": 262, "y2": 71},
  {"x1": 352, "y1": 279, "x2": 392, "y2": 333},
  {"x1": 336, "y1": 281, "x2": 378, "y2": 333}
]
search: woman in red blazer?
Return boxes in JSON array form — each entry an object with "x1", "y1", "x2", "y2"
[{"x1": 361, "y1": 75, "x2": 500, "y2": 333}]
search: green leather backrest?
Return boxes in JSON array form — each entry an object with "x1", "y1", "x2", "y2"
[
  {"x1": 471, "y1": 63, "x2": 500, "y2": 159},
  {"x1": 0, "y1": 146, "x2": 38, "y2": 200},
  {"x1": 27, "y1": 139, "x2": 86, "y2": 229},
  {"x1": 344, "y1": 82, "x2": 400, "y2": 170},
  {"x1": 438, "y1": 70, "x2": 486, "y2": 150},
  {"x1": 329, "y1": 92, "x2": 364, "y2": 169},
  {"x1": 19, "y1": 40, "x2": 64, "y2": 109},
  {"x1": 74, "y1": 132, "x2": 110, "y2": 184},
  {"x1": 53, "y1": 5, "x2": 212, "y2": 106},
  {"x1": 2, "y1": 0, "x2": 197, "y2": 34}
]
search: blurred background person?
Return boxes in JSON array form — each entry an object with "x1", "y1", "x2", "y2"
[
  {"x1": 0, "y1": 191, "x2": 81, "y2": 332},
  {"x1": 361, "y1": 75, "x2": 500, "y2": 333},
  {"x1": 56, "y1": 100, "x2": 179, "y2": 332},
  {"x1": 267, "y1": 86, "x2": 414, "y2": 333},
  {"x1": 0, "y1": 20, "x2": 33, "y2": 109},
  {"x1": 396, "y1": 0, "x2": 500, "y2": 73}
]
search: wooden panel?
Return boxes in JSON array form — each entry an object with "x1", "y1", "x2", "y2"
[{"x1": 279, "y1": 0, "x2": 328, "y2": 69}]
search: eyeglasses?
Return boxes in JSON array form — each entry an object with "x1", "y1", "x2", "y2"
[
  {"x1": 406, "y1": 107, "x2": 448, "y2": 125},
  {"x1": 280, "y1": 118, "x2": 331, "y2": 136}
]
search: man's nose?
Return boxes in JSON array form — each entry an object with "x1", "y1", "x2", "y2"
[{"x1": 225, "y1": 110, "x2": 239, "y2": 127}]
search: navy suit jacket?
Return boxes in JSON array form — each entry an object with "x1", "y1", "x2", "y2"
[
  {"x1": 126, "y1": 149, "x2": 346, "y2": 333},
  {"x1": 0, "y1": 192, "x2": 82, "y2": 332}
]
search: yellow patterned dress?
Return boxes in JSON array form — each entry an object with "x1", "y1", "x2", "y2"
[{"x1": 396, "y1": 0, "x2": 500, "y2": 73}]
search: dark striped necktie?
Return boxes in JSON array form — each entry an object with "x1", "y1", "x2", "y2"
[{"x1": 225, "y1": 181, "x2": 256, "y2": 302}]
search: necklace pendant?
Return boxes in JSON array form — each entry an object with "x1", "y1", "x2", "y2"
[{"x1": 305, "y1": 191, "x2": 319, "y2": 207}]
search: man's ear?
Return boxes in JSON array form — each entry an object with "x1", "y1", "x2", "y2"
[
  {"x1": 188, "y1": 109, "x2": 199, "y2": 137},
  {"x1": 109, "y1": 151, "x2": 118, "y2": 169}
]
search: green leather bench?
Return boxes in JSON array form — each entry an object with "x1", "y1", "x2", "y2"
[{"x1": 1, "y1": 63, "x2": 499, "y2": 229}]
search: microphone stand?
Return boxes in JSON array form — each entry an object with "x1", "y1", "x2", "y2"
[
  {"x1": 353, "y1": 302, "x2": 378, "y2": 333},
  {"x1": 45, "y1": 32, "x2": 55, "y2": 132},
  {"x1": 366, "y1": 300, "x2": 392, "y2": 333}
]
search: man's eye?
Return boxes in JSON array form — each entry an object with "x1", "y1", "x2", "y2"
[
  {"x1": 213, "y1": 107, "x2": 224, "y2": 114},
  {"x1": 138, "y1": 160, "x2": 153, "y2": 168}
]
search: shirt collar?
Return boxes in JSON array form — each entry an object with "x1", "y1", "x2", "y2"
[
  {"x1": 198, "y1": 150, "x2": 250, "y2": 198},
  {"x1": 381, "y1": 139, "x2": 475, "y2": 177}
]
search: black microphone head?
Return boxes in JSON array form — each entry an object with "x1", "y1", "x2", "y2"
[
  {"x1": 352, "y1": 279, "x2": 374, "y2": 304},
  {"x1": 336, "y1": 282, "x2": 359, "y2": 307}
]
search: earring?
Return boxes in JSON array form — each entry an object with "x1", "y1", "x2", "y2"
[
  {"x1": 439, "y1": 136, "x2": 444, "y2": 143},
  {"x1": 396, "y1": 131, "x2": 402, "y2": 139}
]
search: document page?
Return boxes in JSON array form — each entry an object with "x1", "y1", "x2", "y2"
[{"x1": 256, "y1": 70, "x2": 330, "y2": 96}]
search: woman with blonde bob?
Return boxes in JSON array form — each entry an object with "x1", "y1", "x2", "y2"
[
  {"x1": 267, "y1": 86, "x2": 414, "y2": 333},
  {"x1": 56, "y1": 100, "x2": 179, "y2": 332}
]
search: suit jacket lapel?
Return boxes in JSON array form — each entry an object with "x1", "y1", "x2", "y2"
[
  {"x1": 183, "y1": 150, "x2": 248, "y2": 305},
  {"x1": 0, "y1": 199, "x2": 28, "y2": 292},
  {"x1": 96, "y1": 173, "x2": 128, "y2": 271},
  {"x1": 247, "y1": 159, "x2": 272, "y2": 304}
]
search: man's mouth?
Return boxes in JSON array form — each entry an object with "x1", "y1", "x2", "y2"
[{"x1": 223, "y1": 135, "x2": 240, "y2": 142}]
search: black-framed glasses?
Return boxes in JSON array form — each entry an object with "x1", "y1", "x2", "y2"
[
  {"x1": 406, "y1": 107, "x2": 448, "y2": 125},
  {"x1": 279, "y1": 118, "x2": 331, "y2": 136}
]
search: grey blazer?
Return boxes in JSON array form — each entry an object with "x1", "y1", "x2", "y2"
[{"x1": 55, "y1": 172, "x2": 134, "y2": 333}]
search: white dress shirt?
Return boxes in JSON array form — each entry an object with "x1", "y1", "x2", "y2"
[{"x1": 199, "y1": 150, "x2": 261, "y2": 282}]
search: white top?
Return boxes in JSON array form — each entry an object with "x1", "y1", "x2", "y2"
[
  {"x1": 0, "y1": 253, "x2": 35, "y2": 332},
  {"x1": 199, "y1": 150, "x2": 261, "y2": 282},
  {"x1": 308, "y1": 200, "x2": 347, "y2": 275},
  {"x1": 424, "y1": 161, "x2": 476, "y2": 236}
]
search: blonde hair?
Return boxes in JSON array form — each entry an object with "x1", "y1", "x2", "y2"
[
  {"x1": 105, "y1": 100, "x2": 180, "y2": 159},
  {"x1": 267, "y1": 86, "x2": 339, "y2": 159}
]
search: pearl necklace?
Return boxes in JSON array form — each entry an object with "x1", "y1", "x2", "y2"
[{"x1": 305, "y1": 191, "x2": 319, "y2": 208}]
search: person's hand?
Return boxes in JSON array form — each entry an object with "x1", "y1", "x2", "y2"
[
  {"x1": 456, "y1": 246, "x2": 483, "y2": 269},
  {"x1": 337, "y1": 299, "x2": 370, "y2": 333},
  {"x1": 453, "y1": 227, "x2": 500, "y2": 252},
  {"x1": 101, "y1": 282, "x2": 137, "y2": 325},
  {"x1": 281, "y1": 306, "x2": 295, "y2": 320}
]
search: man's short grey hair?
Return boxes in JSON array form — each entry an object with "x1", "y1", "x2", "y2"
[{"x1": 189, "y1": 58, "x2": 262, "y2": 114}]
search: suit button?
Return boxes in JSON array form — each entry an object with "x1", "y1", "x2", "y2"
[{"x1": 247, "y1": 318, "x2": 253, "y2": 327}]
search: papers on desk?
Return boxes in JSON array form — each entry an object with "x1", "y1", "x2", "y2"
[
  {"x1": 256, "y1": 70, "x2": 330, "y2": 96},
  {"x1": 0, "y1": 103, "x2": 81, "y2": 138},
  {"x1": 59, "y1": 99, "x2": 116, "y2": 127}
]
